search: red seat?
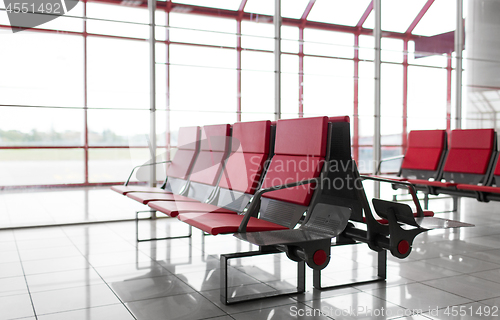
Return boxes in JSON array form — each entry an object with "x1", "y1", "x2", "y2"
[
  {"x1": 401, "y1": 130, "x2": 447, "y2": 172},
  {"x1": 178, "y1": 213, "x2": 288, "y2": 235},
  {"x1": 111, "y1": 126, "x2": 200, "y2": 195}
]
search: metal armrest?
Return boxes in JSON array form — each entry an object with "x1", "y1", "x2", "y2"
[
  {"x1": 124, "y1": 160, "x2": 172, "y2": 186},
  {"x1": 360, "y1": 175, "x2": 424, "y2": 218},
  {"x1": 237, "y1": 177, "x2": 321, "y2": 233},
  {"x1": 376, "y1": 154, "x2": 404, "y2": 175}
]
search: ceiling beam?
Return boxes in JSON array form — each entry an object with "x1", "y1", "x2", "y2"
[
  {"x1": 356, "y1": 1, "x2": 373, "y2": 28},
  {"x1": 406, "y1": 0, "x2": 434, "y2": 34},
  {"x1": 300, "y1": 0, "x2": 316, "y2": 21}
]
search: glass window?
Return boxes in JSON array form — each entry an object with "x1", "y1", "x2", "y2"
[
  {"x1": 244, "y1": 0, "x2": 274, "y2": 16},
  {"x1": 303, "y1": 57, "x2": 354, "y2": 117},
  {"x1": 88, "y1": 148, "x2": 157, "y2": 183},
  {"x1": 170, "y1": 13, "x2": 236, "y2": 47},
  {"x1": 363, "y1": 0, "x2": 427, "y2": 33},
  {"x1": 0, "y1": 149, "x2": 84, "y2": 186},
  {"x1": 87, "y1": 110, "x2": 150, "y2": 147},
  {"x1": 0, "y1": 107, "x2": 83, "y2": 146},
  {"x1": 172, "y1": 0, "x2": 240, "y2": 11},
  {"x1": 241, "y1": 70, "x2": 274, "y2": 114},
  {"x1": 308, "y1": 0, "x2": 372, "y2": 26},
  {"x1": 241, "y1": 21, "x2": 273, "y2": 51},
  {"x1": 407, "y1": 66, "x2": 447, "y2": 131},
  {"x1": 86, "y1": 2, "x2": 148, "y2": 23},
  {"x1": 0, "y1": 32, "x2": 83, "y2": 107},
  {"x1": 87, "y1": 36, "x2": 149, "y2": 109},
  {"x1": 304, "y1": 29, "x2": 354, "y2": 59},
  {"x1": 169, "y1": 65, "x2": 236, "y2": 113}
]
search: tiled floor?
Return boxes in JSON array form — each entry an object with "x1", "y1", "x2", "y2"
[{"x1": 1, "y1": 188, "x2": 500, "y2": 319}]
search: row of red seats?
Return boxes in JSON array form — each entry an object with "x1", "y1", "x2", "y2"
[
  {"x1": 113, "y1": 117, "x2": 329, "y2": 236},
  {"x1": 378, "y1": 128, "x2": 500, "y2": 202}
]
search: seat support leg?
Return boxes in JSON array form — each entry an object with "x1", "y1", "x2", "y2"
[
  {"x1": 424, "y1": 193, "x2": 429, "y2": 210},
  {"x1": 220, "y1": 248, "x2": 305, "y2": 305},
  {"x1": 135, "y1": 210, "x2": 192, "y2": 242}
]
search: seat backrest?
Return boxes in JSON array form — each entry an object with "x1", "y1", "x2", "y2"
[
  {"x1": 217, "y1": 120, "x2": 272, "y2": 211},
  {"x1": 185, "y1": 124, "x2": 231, "y2": 201},
  {"x1": 163, "y1": 126, "x2": 200, "y2": 193},
  {"x1": 442, "y1": 129, "x2": 496, "y2": 184},
  {"x1": 259, "y1": 116, "x2": 329, "y2": 228},
  {"x1": 400, "y1": 130, "x2": 447, "y2": 180},
  {"x1": 303, "y1": 116, "x2": 365, "y2": 226}
]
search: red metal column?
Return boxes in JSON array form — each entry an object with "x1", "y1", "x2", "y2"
[
  {"x1": 353, "y1": 34, "x2": 359, "y2": 163},
  {"x1": 299, "y1": 27, "x2": 304, "y2": 118},
  {"x1": 446, "y1": 53, "x2": 452, "y2": 133},
  {"x1": 402, "y1": 40, "x2": 408, "y2": 153},
  {"x1": 84, "y1": 0, "x2": 89, "y2": 184}
]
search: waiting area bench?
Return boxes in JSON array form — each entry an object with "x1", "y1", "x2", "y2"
[
  {"x1": 376, "y1": 128, "x2": 499, "y2": 208},
  {"x1": 112, "y1": 116, "x2": 473, "y2": 304}
]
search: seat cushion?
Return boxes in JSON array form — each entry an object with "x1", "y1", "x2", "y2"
[
  {"x1": 126, "y1": 192, "x2": 198, "y2": 205},
  {"x1": 406, "y1": 179, "x2": 457, "y2": 188},
  {"x1": 111, "y1": 185, "x2": 171, "y2": 195},
  {"x1": 456, "y1": 184, "x2": 500, "y2": 194},
  {"x1": 177, "y1": 213, "x2": 289, "y2": 235},
  {"x1": 148, "y1": 201, "x2": 235, "y2": 217}
]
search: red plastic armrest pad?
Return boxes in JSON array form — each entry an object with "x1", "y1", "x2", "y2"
[
  {"x1": 147, "y1": 201, "x2": 235, "y2": 217},
  {"x1": 456, "y1": 184, "x2": 500, "y2": 194},
  {"x1": 111, "y1": 185, "x2": 170, "y2": 195},
  {"x1": 128, "y1": 193, "x2": 198, "y2": 205},
  {"x1": 406, "y1": 179, "x2": 457, "y2": 188}
]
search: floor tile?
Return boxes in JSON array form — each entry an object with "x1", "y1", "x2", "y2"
[
  {"x1": 423, "y1": 274, "x2": 500, "y2": 301},
  {"x1": 126, "y1": 292, "x2": 226, "y2": 320},
  {"x1": 94, "y1": 261, "x2": 172, "y2": 282},
  {"x1": 86, "y1": 250, "x2": 152, "y2": 268},
  {"x1": 0, "y1": 276, "x2": 28, "y2": 297},
  {"x1": 31, "y1": 283, "x2": 121, "y2": 315},
  {"x1": 18, "y1": 245, "x2": 82, "y2": 262},
  {"x1": 423, "y1": 255, "x2": 500, "y2": 274},
  {"x1": 0, "y1": 250, "x2": 20, "y2": 264},
  {"x1": 0, "y1": 261, "x2": 25, "y2": 279},
  {"x1": 370, "y1": 283, "x2": 472, "y2": 311},
  {"x1": 200, "y1": 284, "x2": 294, "y2": 314},
  {"x1": 179, "y1": 267, "x2": 261, "y2": 292},
  {"x1": 25, "y1": 268, "x2": 104, "y2": 293},
  {"x1": 22, "y1": 256, "x2": 90, "y2": 275},
  {"x1": 0, "y1": 294, "x2": 35, "y2": 320},
  {"x1": 386, "y1": 260, "x2": 461, "y2": 282},
  {"x1": 37, "y1": 304, "x2": 135, "y2": 320},
  {"x1": 110, "y1": 274, "x2": 195, "y2": 302}
]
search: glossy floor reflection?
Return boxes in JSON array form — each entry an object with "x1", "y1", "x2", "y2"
[{"x1": 1, "y1": 188, "x2": 500, "y2": 319}]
